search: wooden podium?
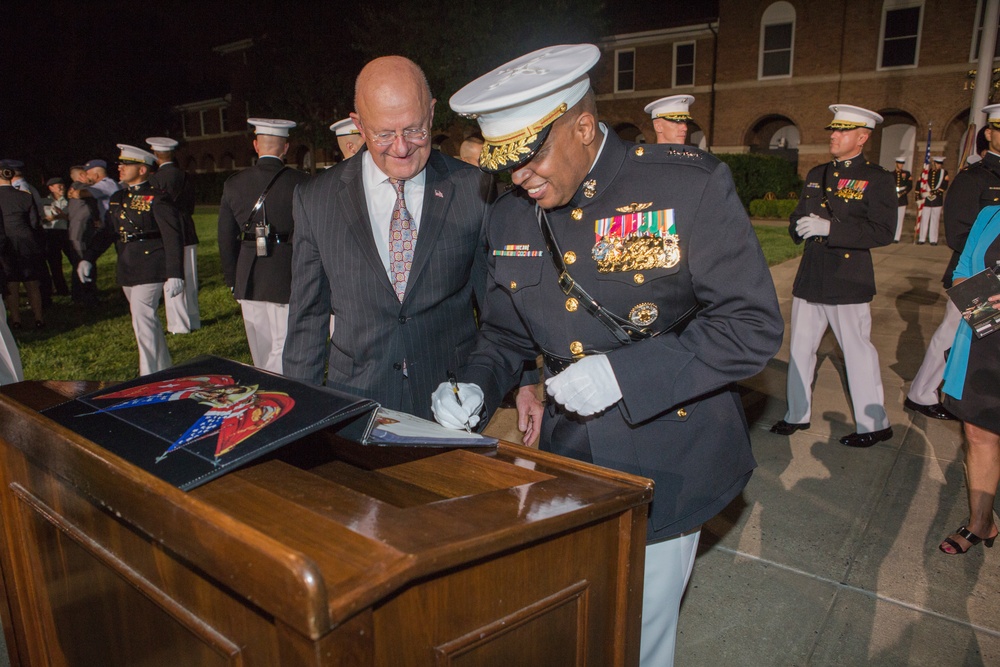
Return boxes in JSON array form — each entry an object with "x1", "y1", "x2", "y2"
[{"x1": 0, "y1": 381, "x2": 652, "y2": 666}]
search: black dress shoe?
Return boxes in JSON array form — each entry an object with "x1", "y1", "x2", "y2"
[
  {"x1": 770, "y1": 420, "x2": 810, "y2": 435},
  {"x1": 839, "y1": 427, "x2": 893, "y2": 448},
  {"x1": 930, "y1": 242, "x2": 938, "y2": 246},
  {"x1": 903, "y1": 398, "x2": 955, "y2": 420},
  {"x1": 917, "y1": 241, "x2": 925, "y2": 245}
]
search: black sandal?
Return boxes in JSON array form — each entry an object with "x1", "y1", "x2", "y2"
[{"x1": 939, "y1": 526, "x2": 997, "y2": 555}]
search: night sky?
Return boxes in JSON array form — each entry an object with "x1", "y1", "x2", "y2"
[{"x1": 4, "y1": 1, "x2": 717, "y2": 183}]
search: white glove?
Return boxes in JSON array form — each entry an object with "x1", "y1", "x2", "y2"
[
  {"x1": 432, "y1": 381, "x2": 485, "y2": 430},
  {"x1": 795, "y1": 214, "x2": 830, "y2": 239},
  {"x1": 164, "y1": 278, "x2": 185, "y2": 298},
  {"x1": 545, "y1": 354, "x2": 622, "y2": 417},
  {"x1": 77, "y1": 260, "x2": 94, "y2": 283}
]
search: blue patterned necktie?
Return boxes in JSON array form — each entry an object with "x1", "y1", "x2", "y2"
[{"x1": 388, "y1": 178, "x2": 417, "y2": 301}]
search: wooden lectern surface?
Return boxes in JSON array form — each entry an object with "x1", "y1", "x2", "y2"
[{"x1": 0, "y1": 381, "x2": 652, "y2": 666}]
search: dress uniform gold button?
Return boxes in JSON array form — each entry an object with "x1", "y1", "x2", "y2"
[
  {"x1": 833, "y1": 172, "x2": 839, "y2": 177},
  {"x1": 564, "y1": 251, "x2": 576, "y2": 264},
  {"x1": 634, "y1": 273, "x2": 644, "y2": 284},
  {"x1": 635, "y1": 146, "x2": 644, "y2": 157},
  {"x1": 844, "y1": 253, "x2": 850, "y2": 258},
  {"x1": 826, "y1": 187, "x2": 832, "y2": 192},
  {"x1": 565, "y1": 298, "x2": 578, "y2": 312},
  {"x1": 509, "y1": 281, "x2": 517, "y2": 290},
  {"x1": 677, "y1": 408, "x2": 687, "y2": 418},
  {"x1": 570, "y1": 341, "x2": 583, "y2": 355},
  {"x1": 571, "y1": 208, "x2": 583, "y2": 220}
]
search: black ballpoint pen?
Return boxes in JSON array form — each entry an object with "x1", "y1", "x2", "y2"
[{"x1": 447, "y1": 371, "x2": 471, "y2": 432}]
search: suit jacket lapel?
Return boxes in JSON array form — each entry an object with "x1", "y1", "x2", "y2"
[
  {"x1": 339, "y1": 157, "x2": 396, "y2": 297},
  {"x1": 406, "y1": 152, "x2": 452, "y2": 300}
]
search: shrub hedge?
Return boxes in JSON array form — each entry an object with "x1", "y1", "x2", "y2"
[
  {"x1": 748, "y1": 198, "x2": 799, "y2": 219},
  {"x1": 716, "y1": 153, "x2": 802, "y2": 210}
]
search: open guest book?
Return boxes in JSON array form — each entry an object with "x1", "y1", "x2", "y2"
[{"x1": 41, "y1": 355, "x2": 496, "y2": 491}]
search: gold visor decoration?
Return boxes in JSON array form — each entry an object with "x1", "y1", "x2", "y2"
[
  {"x1": 655, "y1": 112, "x2": 692, "y2": 122},
  {"x1": 826, "y1": 121, "x2": 867, "y2": 130},
  {"x1": 479, "y1": 103, "x2": 568, "y2": 172}
]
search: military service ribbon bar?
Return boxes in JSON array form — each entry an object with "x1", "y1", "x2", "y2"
[
  {"x1": 592, "y1": 207, "x2": 681, "y2": 273},
  {"x1": 594, "y1": 208, "x2": 675, "y2": 243},
  {"x1": 493, "y1": 244, "x2": 543, "y2": 257},
  {"x1": 835, "y1": 179, "x2": 868, "y2": 200}
]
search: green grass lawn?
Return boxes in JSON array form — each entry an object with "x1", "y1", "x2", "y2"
[{"x1": 9, "y1": 207, "x2": 801, "y2": 382}]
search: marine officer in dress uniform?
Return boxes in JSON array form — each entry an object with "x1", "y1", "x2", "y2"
[
  {"x1": 771, "y1": 105, "x2": 896, "y2": 447},
  {"x1": 644, "y1": 94, "x2": 694, "y2": 145},
  {"x1": 218, "y1": 118, "x2": 310, "y2": 373},
  {"x1": 330, "y1": 118, "x2": 364, "y2": 161},
  {"x1": 905, "y1": 105, "x2": 1000, "y2": 419},
  {"x1": 432, "y1": 44, "x2": 783, "y2": 667},
  {"x1": 147, "y1": 137, "x2": 201, "y2": 334},
  {"x1": 917, "y1": 156, "x2": 948, "y2": 245},
  {"x1": 108, "y1": 144, "x2": 185, "y2": 376},
  {"x1": 893, "y1": 156, "x2": 912, "y2": 242}
]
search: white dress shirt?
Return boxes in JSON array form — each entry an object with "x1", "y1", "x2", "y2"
[{"x1": 361, "y1": 151, "x2": 426, "y2": 276}]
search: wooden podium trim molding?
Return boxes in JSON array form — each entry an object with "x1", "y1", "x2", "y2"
[
  {"x1": 432, "y1": 579, "x2": 590, "y2": 666},
  {"x1": 10, "y1": 483, "x2": 245, "y2": 666}
]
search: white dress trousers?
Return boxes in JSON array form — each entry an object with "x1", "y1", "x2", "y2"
[
  {"x1": 894, "y1": 206, "x2": 906, "y2": 242},
  {"x1": 164, "y1": 245, "x2": 201, "y2": 333},
  {"x1": 123, "y1": 284, "x2": 172, "y2": 376},
  {"x1": 917, "y1": 206, "x2": 942, "y2": 244},
  {"x1": 640, "y1": 530, "x2": 701, "y2": 667},
  {"x1": 907, "y1": 300, "x2": 962, "y2": 405},
  {"x1": 0, "y1": 307, "x2": 23, "y2": 385},
  {"x1": 240, "y1": 300, "x2": 288, "y2": 374},
  {"x1": 784, "y1": 297, "x2": 889, "y2": 433}
]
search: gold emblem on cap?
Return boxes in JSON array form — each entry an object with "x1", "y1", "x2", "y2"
[
  {"x1": 571, "y1": 208, "x2": 583, "y2": 220},
  {"x1": 634, "y1": 273, "x2": 645, "y2": 284},
  {"x1": 479, "y1": 103, "x2": 568, "y2": 171},
  {"x1": 565, "y1": 298, "x2": 579, "y2": 312},
  {"x1": 563, "y1": 251, "x2": 576, "y2": 264},
  {"x1": 629, "y1": 302, "x2": 659, "y2": 327},
  {"x1": 635, "y1": 147, "x2": 645, "y2": 157},
  {"x1": 583, "y1": 179, "x2": 597, "y2": 198},
  {"x1": 570, "y1": 341, "x2": 584, "y2": 355},
  {"x1": 616, "y1": 202, "x2": 653, "y2": 214}
]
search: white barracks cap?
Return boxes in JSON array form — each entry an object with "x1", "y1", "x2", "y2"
[
  {"x1": 450, "y1": 44, "x2": 601, "y2": 172},
  {"x1": 984, "y1": 103, "x2": 1000, "y2": 129},
  {"x1": 826, "y1": 104, "x2": 883, "y2": 130},
  {"x1": 116, "y1": 144, "x2": 156, "y2": 166},
  {"x1": 145, "y1": 137, "x2": 179, "y2": 152},
  {"x1": 247, "y1": 118, "x2": 296, "y2": 137},
  {"x1": 644, "y1": 95, "x2": 694, "y2": 121},
  {"x1": 330, "y1": 118, "x2": 360, "y2": 136}
]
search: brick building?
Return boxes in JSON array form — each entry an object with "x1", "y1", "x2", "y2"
[{"x1": 595, "y1": 0, "x2": 1000, "y2": 179}]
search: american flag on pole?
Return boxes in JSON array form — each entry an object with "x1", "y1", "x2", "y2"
[{"x1": 914, "y1": 124, "x2": 932, "y2": 242}]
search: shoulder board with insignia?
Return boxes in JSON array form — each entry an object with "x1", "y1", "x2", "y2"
[{"x1": 629, "y1": 143, "x2": 718, "y2": 172}]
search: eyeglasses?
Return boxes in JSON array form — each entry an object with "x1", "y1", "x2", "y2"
[{"x1": 367, "y1": 127, "x2": 429, "y2": 147}]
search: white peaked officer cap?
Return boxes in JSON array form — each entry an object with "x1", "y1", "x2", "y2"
[
  {"x1": 825, "y1": 104, "x2": 883, "y2": 130},
  {"x1": 450, "y1": 44, "x2": 601, "y2": 173},
  {"x1": 247, "y1": 118, "x2": 297, "y2": 137},
  {"x1": 644, "y1": 95, "x2": 694, "y2": 121},
  {"x1": 330, "y1": 118, "x2": 361, "y2": 136},
  {"x1": 933, "y1": 156, "x2": 945, "y2": 163},
  {"x1": 116, "y1": 144, "x2": 156, "y2": 166},
  {"x1": 145, "y1": 137, "x2": 179, "y2": 152},
  {"x1": 894, "y1": 156, "x2": 906, "y2": 162},
  {"x1": 983, "y1": 103, "x2": 1000, "y2": 128}
]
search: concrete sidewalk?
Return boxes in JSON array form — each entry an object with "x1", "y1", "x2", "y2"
[{"x1": 484, "y1": 231, "x2": 1000, "y2": 665}]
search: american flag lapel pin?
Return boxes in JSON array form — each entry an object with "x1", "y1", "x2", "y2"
[{"x1": 435, "y1": 189, "x2": 444, "y2": 198}]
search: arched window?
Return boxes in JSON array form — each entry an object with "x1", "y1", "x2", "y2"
[{"x1": 759, "y1": 2, "x2": 795, "y2": 79}]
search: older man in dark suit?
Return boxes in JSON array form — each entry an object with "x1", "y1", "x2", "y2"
[{"x1": 283, "y1": 56, "x2": 541, "y2": 436}]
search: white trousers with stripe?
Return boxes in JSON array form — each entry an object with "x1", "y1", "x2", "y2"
[
  {"x1": 784, "y1": 297, "x2": 888, "y2": 433},
  {"x1": 164, "y1": 245, "x2": 200, "y2": 333},
  {"x1": 123, "y1": 284, "x2": 172, "y2": 376},
  {"x1": 240, "y1": 300, "x2": 288, "y2": 374}
]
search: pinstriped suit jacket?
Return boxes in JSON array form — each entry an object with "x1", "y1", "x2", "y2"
[{"x1": 282, "y1": 150, "x2": 492, "y2": 419}]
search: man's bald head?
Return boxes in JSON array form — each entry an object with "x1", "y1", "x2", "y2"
[
  {"x1": 254, "y1": 134, "x2": 289, "y2": 159},
  {"x1": 351, "y1": 56, "x2": 436, "y2": 180}
]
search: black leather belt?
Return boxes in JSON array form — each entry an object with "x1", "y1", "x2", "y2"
[
  {"x1": 241, "y1": 232, "x2": 291, "y2": 244},
  {"x1": 119, "y1": 230, "x2": 162, "y2": 243}
]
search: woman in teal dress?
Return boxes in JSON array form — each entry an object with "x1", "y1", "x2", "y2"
[{"x1": 940, "y1": 205, "x2": 1000, "y2": 554}]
